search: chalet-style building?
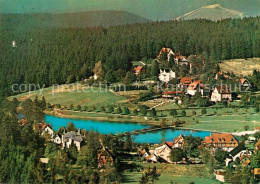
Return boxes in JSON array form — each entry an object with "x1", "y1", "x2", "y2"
[
  {"x1": 225, "y1": 144, "x2": 252, "y2": 166},
  {"x1": 187, "y1": 80, "x2": 204, "y2": 96},
  {"x1": 210, "y1": 86, "x2": 232, "y2": 102},
  {"x1": 180, "y1": 77, "x2": 192, "y2": 87},
  {"x1": 97, "y1": 147, "x2": 114, "y2": 167},
  {"x1": 154, "y1": 142, "x2": 173, "y2": 163},
  {"x1": 62, "y1": 130, "x2": 84, "y2": 151},
  {"x1": 239, "y1": 78, "x2": 251, "y2": 87},
  {"x1": 159, "y1": 69, "x2": 176, "y2": 83},
  {"x1": 157, "y1": 48, "x2": 175, "y2": 61},
  {"x1": 201, "y1": 133, "x2": 238, "y2": 152},
  {"x1": 133, "y1": 66, "x2": 145, "y2": 75},
  {"x1": 173, "y1": 134, "x2": 185, "y2": 148}
]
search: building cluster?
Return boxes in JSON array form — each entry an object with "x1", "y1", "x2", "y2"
[
  {"x1": 35, "y1": 123, "x2": 114, "y2": 167},
  {"x1": 139, "y1": 132, "x2": 260, "y2": 182},
  {"x1": 133, "y1": 48, "x2": 251, "y2": 104}
]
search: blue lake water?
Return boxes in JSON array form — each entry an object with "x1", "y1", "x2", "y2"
[
  {"x1": 45, "y1": 115, "x2": 212, "y2": 144},
  {"x1": 45, "y1": 115, "x2": 149, "y2": 134},
  {"x1": 132, "y1": 129, "x2": 212, "y2": 144}
]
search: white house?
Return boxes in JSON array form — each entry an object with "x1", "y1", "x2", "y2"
[
  {"x1": 187, "y1": 80, "x2": 204, "y2": 96},
  {"x1": 41, "y1": 124, "x2": 54, "y2": 137},
  {"x1": 214, "y1": 169, "x2": 225, "y2": 183},
  {"x1": 225, "y1": 145, "x2": 252, "y2": 166},
  {"x1": 52, "y1": 134, "x2": 62, "y2": 144},
  {"x1": 62, "y1": 131, "x2": 84, "y2": 151},
  {"x1": 154, "y1": 142, "x2": 173, "y2": 163},
  {"x1": 159, "y1": 69, "x2": 176, "y2": 83},
  {"x1": 210, "y1": 86, "x2": 232, "y2": 102}
]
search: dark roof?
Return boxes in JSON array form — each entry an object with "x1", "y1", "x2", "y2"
[
  {"x1": 64, "y1": 131, "x2": 83, "y2": 142},
  {"x1": 229, "y1": 144, "x2": 246, "y2": 157},
  {"x1": 216, "y1": 86, "x2": 231, "y2": 94}
]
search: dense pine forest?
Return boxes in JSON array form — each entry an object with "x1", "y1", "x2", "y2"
[{"x1": 1, "y1": 16, "x2": 260, "y2": 96}]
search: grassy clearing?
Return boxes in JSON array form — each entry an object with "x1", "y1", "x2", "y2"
[
  {"x1": 10, "y1": 83, "x2": 260, "y2": 132},
  {"x1": 220, "y1": 57, "x2": 260, "y2": 76},
  {"x1": 121, "y1": 162, "x2": 219, "y2": 184},
  {"x1": 10, "y1": 84, "x2": 126, "y2": 107}
]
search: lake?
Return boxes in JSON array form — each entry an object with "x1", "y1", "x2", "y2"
[{"x1": 45, "y1": 115, "x2": 212, "y2": 144}]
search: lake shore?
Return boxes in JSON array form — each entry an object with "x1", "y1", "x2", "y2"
[
  {"x1": 44, "y1": 109, "x2": 224, "y2": 133},
  {"x1": 44, "y1": 109, "x2": 161, "y2": 126}
]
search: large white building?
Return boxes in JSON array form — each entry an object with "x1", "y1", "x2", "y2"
[
  {"x1": 62, "y1": 131, "x2": 84, "y2": 151},
  {"x1": 211, "y1": 86, "x2": 232, "y2": 102},
  {"x1": 159, "y1": 69, "x2": 176, "y2": 83}
]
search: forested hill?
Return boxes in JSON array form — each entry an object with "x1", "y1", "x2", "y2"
[
  {"x1": 1, "y1": 17, "x2": 260, "y2": 96},
  {"x1": 0, "y1": 11, "x2": 150, "y2": 29}
]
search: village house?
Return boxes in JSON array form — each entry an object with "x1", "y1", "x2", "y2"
[
  {"x1": 154, "y1": 142, "x2": 173, "y2": 163},
  {"x1": 162, "y1": 91, "x2": 183, "y2": 98},
  {"x1": 159, "y1": 69, "x2": 176, "y2": 83},
  {"x1": 180, "y1": 77, "x2": 192, "y2": 87},
  {"x1": 215, "y1": 71, "x2": 232, "y2": 80},
  {"x1": 214, "y1": 169, "x2": 226, "y2": 183},
  {"x1": 187, "y1": 80, "x2": 204, "y2": 96},
  {"x1": 201, "y1": 133, "x2": 238, "y2": 152},
  {"x1": 97, "y1": 147, "x2": 114, "y2": 167},
  {"x1": 41, "y1": 124, "x2": 54, "y2": 137},
  {"x1": 173, "y1": 134, "x2": 185, "y2": 148},
  {"x1": 35, "y1": 123, "x2": 54, "y2": 137},
  {"x1": 133, "y1": 66, "x2": 145, "y2": 75},
  {"x1": 210, "y1": 86, "x2": 232, "y2": 102},
  {"x1": 52, "y1": 134, "x2": 62, "y2": 144},
  {"x1": 162, "y1": 91, "x2": 183, "y2": 104},
  {"x1": 139, "y1": 148, "x2": 157, "y2": 163},
  {"x1": 62, "y1": 130, "x2": 84, "y2": 151},
  {"x1": 239, "y1": 78, "x2": 251, "y2": 88},
  {"x1": 225, "y1": 144, "x2": 252, "y2": 166},
  {"x1": 157, "y1": 47, "x2": 175, "y2": 61},
  {"x1": 144, "y1": 154, "x2": 158, "y2": 163}
]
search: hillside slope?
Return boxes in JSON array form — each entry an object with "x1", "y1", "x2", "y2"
[
  {"x1": 175, "y1": 4, "x2": 243, "y2": 21},
  {"x1": 0, "y1": 10, "x2": 150, "y2": 29}
]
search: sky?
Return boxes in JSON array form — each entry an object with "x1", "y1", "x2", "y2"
[
  {"x1": 1, "y1": 0, "x2": 260, "y2": 21},
  {"x1": 0, "y1": 0, "x2": 207, "y2": 20}
]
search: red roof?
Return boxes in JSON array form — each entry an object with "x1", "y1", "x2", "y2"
[
  {"x1": 162, "y1": 91, "x2": 184, "y2": 95},
  {"x1": 187, "y1": 80, "x2": 203, "y2": 90},
  {"x1": 36, "y1": 123, "x2": 52, "y2": 130},
  {"x1": 240, "y1": 78, "x2": 248, "y2": 85},
  {"x1": 134, "y1": 66, "x2": 143, "y2": 71},
  {"x1": 165, "y1": 142, "x2": 174, "y2": 147},
  {"x1": 204, "y1": 133, "x2": 238, "y2": 145},
  {"x1": 180, "y1": 77, "x2": 192, "y2": 85}
]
